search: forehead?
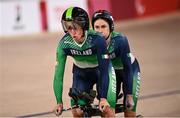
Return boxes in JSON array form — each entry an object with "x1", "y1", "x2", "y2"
[
  {"x1": 94, "y1": 19, "x2": 109, "y2": 25},
  {"x1": 64, "y1": 21, "x2": 78, "y2": 26}
]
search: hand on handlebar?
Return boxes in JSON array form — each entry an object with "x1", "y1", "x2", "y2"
[
  {"x1": 125, "y1": 94, "x2": 134, "y2": 110},
  {"x1": 99, "y1": 98, "x2": 110, "y2": 112},
  {"x1": 53, "y1": 103, "x2": 63, "y2": 116}
]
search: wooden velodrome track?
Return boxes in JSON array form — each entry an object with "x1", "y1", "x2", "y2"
[{"x1": 0, "y1": 12, "x2": 180, "y2": 117}]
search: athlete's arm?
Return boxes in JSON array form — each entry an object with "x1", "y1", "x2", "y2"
[
  {"x1": 95, "y1": 35, "x2": 110, "y2": 98},
  {"x1": 53, "y1": 43, "x2": 67, "y2": 104},
  {"x1": 119, "y1": 36, "x2": 133, "y2": 94}
]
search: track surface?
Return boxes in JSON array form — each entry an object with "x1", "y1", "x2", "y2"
[{"x1": 0, "y1": 12, "x2": 180, "y2": 117}]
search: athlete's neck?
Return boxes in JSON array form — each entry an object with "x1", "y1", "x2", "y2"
[
  {"x1": 106, "y1": 33, "x2": 111, "y2": 47},
  {"x1": 74, "y1": 31, "x2": 87, "y2": 44}
]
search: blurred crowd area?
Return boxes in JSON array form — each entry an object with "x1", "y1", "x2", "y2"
[{"x1": 0, "y1": 0, "x2": 179, "y2": 37}]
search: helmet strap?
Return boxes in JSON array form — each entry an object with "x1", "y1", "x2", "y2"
[{"x1": 105, "y1": 34, "x2": 110, "y2": 40}]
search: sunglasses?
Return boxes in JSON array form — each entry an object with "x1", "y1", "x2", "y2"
[{"x1": 62, "y1": 20, "x2": 84, "y2": 32}]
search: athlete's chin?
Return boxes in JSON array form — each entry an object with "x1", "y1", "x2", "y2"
[
  {"x1": 73, "y1": 37, "x2": 79, "y2": 41},
  {"x1": 73, "y1": 37, "x2": 81, "y2": 42}
]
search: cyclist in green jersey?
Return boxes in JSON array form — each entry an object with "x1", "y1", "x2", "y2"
[
  {"x1": 53, "y1": 7, "x2": 116, "y2": 117},
  {"x1": 92, "y1": 10, "x2": 141, "y2": 117}
]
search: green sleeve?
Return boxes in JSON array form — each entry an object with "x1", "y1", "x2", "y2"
[{"x1": 53, "y1": 45, "x2": 67, "y2": 104}]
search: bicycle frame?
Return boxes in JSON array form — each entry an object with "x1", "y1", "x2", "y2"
[
  {"x1": 61, "y1": 88, "x2": 125, "y2": 117},
  {"x1": 61, "y1": 88, "x2": 143, "y2": 117},
  {"x1": 62, "y1": 103, "x2": 125, "y2": 117}
]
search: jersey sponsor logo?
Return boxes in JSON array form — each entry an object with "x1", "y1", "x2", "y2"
[
  {"x1": 70, "y1": 49, "x2": 92, "y2": 55},
  {"x1": 135, "y1": 72, "x2": 141, "y2": 98},
  {"x1": 111, "y1": 67, "x2": 116, "y2": 93}
]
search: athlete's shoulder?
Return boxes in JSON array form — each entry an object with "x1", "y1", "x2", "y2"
[
  {"x1": 111, "y1": 31, "x2": 125, "y2": 39},
  {"x1": 87, "y1": 29, "x2": 103, "y2": 37},
  {"x1": 58, "y1": 33, "x2": 73, "y2": 46},
  {"x1": 111, "y1": 31, "x2": 128, "y2": 43},
  {"x1": 59, "y1": 33, "x2": 71, "y2": 42},
  {"x1": 110, "y1": 32, "x2": 130, "y2": 50},
  {"x1": 87, "y1": 29, "x2": 105, "y2": 42}
]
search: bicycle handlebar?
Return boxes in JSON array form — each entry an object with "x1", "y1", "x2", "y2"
[
  {"x1": 62, "y1": 103, "x2": 124, "y2": 116},
  {"x1": 66, "y1": 88, "x2": 125, "y2": 116}
]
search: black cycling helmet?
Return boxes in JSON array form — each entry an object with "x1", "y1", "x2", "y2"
[
  {"x1": 92, "y1": 10, "x2": 114, "y2": 32},
  {"x1": 61, "y1": 7, "x2": 89, "y2": 33}
]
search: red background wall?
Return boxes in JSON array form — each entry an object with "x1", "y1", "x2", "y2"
[
  {"x1": 136, "y1": 0, "x2": 180, "y2": 17},
  {"x1": 87, "y1": 0, "x2": 111, "y2": 18},
  {"x1": 40, "y1": 0, "x2": 48, "y2": 31},
  {"x1": 87, "y1": 0, "x2": 180, "y2": 21},
  {"x1": 110, "y1": 0, "x2": 136, "y2": 20}
]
